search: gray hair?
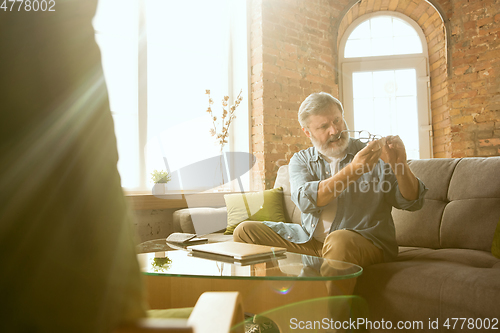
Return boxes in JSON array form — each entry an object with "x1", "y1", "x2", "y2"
[{"x1": 298, "y1": 92, "x2": 344, "y2": 128}]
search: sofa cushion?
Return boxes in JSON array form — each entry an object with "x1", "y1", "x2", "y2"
[
  {"x1": 394, "y1": 157, "x2": 500, "y2": 252},
  {"x1": 397, "y1": 247, "x2": 500, "y2": 268},
  {"x1": 274, "y1": 165, "x2": 302, "y2": 224},
  {"x1": 448, "y1": 157, "x2": 500, "y2": 200},
  {"x1": 440, "y1": 198, "x2": 500, "y2": 251},
  {"x1": 393, "y1": 158, "x2": 459, "y2": 249},
  {"x1": 442, "y1": 157, "x2": 500, "y2": 251},
  {"x1": 492, "y1": 217, "x2": 500, "y2": 259},
  {"x1": 173, "y1": 207, "x2": 228, "y2": 234},
  {"x1": 223, "y1": 187, "x2": 287, "y2": 234},
  {"x1": 356, "y1": 248, "x2": 500, "y2": 323},
  {"x1": 392, "y1": 200, "x2": 445, "y2": 249}
]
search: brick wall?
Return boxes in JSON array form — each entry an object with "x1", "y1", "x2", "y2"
[
  {"x1": 250, "y1": 0, "x2": 347, "y2": 189},
  {"x1": 250, "y1": 0, "x2": 500, "y2": 189},
  {"x1": 448, "y1": 0, "x2": 500, "y2": 157}
]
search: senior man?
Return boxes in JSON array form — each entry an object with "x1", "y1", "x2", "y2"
[{"x1": 234, "y1": 92, "x2": 427, "y2": 293}]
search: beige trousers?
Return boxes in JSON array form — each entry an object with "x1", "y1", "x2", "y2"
[{"x1": 233, "y1": 221, "x2": 384, "y2": 295}]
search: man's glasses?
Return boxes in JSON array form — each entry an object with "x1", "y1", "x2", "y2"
[{"x1": 341, "y1": 130, "x2": 382, "y2": 143}]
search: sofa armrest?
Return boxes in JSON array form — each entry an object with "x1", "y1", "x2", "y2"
[
  {"x1": 173, "y1": 207, "x2": 228, "y2": 234},
  {"x1": 115, "y1": 292, "x2": 244, "y2": 333},
  {"x1": 115, "y1": 318, "x2": 192, "y2": 333},
  {"x1": 188, "y1": 292, "x2": 244, "y2": 333}
]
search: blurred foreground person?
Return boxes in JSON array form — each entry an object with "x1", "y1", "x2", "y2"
[{"x1": 0, "y1": 2, "x2": 146, "y2": 332}]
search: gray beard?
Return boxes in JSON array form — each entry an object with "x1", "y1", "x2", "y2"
[{"x1": 311, "y1": 133, "x2": 349, "y2": 159}]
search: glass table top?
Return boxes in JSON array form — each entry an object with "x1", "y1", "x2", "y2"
[{"x1": 137, "y1": 239, "x2": 362, "y2": 281}]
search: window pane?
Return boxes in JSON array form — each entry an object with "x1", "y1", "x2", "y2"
[
  {"x1": 146, "y1": 0, "x2": 232, "y2": 191},
  {"x1": 349, "y1": 21, "x2": 370, "y2": 39},
  {"x1": 352, "y1": 72, "x2": 373, "y2": 98},
  {"x1": 393, "y1": 36, "x2": 422, "y2": 55},
  {"x1": 396, "y1": 96, "x2": 419, "y2": 159},
  {"x1": 345, "y1": 39, "x2": 371, "y2": 58},
  {"x1": 94, "y1": 0, "x2": 139, "y2": 188},
  {"x1": 371, "y1": 37, "x2": 394, "y2": 57},
  {"x1": 370, "y1": 17, "x2": 392, "y2": 38},
  {"x1": 372, "y1": 70, "x2": 395, "y2": 97},
  {"x1": 351, "y1": 69, "x2": 420, "y2": 159},
  {"x1": 112, "y1": 113, "x2": 139, "y2": 188},
  {"x1": 353, "y1": 98, "x2": 374, "y2": 130},
  {"x1": 395, "y1": 69, "x2": 417, "y2": 96},
  {"x1": 393, "y1": 18, "x2": 417, "y2": 37},
  {"x1": 345, "y1": 16, "x2": 422, "y2": 58},
  {"x1": 96, "y1": 35, "x2": 137, "y2": 113},
  {"x1": 373, "y1": 97, "x2": 392, "y2": 134}
]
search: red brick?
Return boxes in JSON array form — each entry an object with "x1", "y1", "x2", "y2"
[{"x1": 464, "y1": 20, "x2": 477, "y2": 30}]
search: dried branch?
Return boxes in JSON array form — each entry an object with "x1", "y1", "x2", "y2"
[{"x1": 206, "y1": 89, "x2": 243, "y2": 153}]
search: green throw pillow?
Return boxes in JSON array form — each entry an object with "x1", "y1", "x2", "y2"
[
  {"x1": 224, "y1": 187, "x2": 286, "y2": 235},
  {"x1": 492, "y1": 216, "x2": 500, "y2": 259}
]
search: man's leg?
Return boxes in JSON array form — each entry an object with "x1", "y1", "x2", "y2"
[
  {"x1": 321, "y1": 229, "x2": 384, "y2": 295},
  {"x1": 233, "y1": 221, "x2": 322, "y2": 256}
]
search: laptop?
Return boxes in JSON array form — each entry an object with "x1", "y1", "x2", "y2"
[
  {"x1": 188, "y1": 250, "x2": 287, "y2": 266},
  {"x1": 187, "y1": 242, "x2": 286, "y2": 261}
]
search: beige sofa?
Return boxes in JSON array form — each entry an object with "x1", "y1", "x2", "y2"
[{"x1": 173, "y1": 157, "x2": 500, "y2": 326}]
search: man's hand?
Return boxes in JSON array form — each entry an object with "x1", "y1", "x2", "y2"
[
  {"x1": 379, "y1": 135, "x2": 420, "y2": 200},
  {"x1": 317, "y1": 140, "x2": 383, "y2": 207},
  {"x1": 380, "y1": 135, "x2": 407, "y2": 170},
  {"x1": 351, "y1": 139, "x2": 384, "y2": 175}
]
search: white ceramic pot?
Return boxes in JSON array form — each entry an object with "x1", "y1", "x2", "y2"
[{"x1": 152, "y1": 183, "x2": 167, "y2": 195}]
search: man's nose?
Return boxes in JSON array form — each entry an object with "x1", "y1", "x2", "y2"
[{"x1": 328, "y1": 123, "x2": 340, "y2": 135}]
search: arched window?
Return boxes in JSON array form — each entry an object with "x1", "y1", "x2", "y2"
[{"x1": 339, "y1": 12, "x2": 432, "y2": 159}]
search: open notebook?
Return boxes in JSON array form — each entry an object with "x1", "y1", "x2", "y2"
[{"x1": 187, "y1": 242, "x2": 286, "y2": 261}]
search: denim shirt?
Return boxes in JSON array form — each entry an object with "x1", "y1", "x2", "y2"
[{"x1": 263, "y1": 139, "x2": 428, "y2": 261}]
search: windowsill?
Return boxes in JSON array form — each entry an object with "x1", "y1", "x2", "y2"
[{"x1": 124, "y1": 191, "x2": 232, "y2": 210}]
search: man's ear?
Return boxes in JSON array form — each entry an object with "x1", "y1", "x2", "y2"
[{"x1": 302, "y1": 127, "x2": 311, "y2": 139}]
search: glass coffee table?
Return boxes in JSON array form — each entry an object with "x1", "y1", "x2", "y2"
[{"x1": 137, "y1": 239, "x2": 363, "y2": 331}]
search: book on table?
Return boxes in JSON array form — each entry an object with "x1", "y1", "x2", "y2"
[{"x1": 166, "y1": 232, "x2": 208, "y2": 245}]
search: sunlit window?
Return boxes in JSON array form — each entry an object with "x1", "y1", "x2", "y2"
[
  {"x1": 93, "y1": 0, "x2": 249, "y2": 191},
  {"x1": 340, "y1": 12, "x2": 432, "y2": 159},
  {"x1": 345, "y1": 16, "x2": 423, "y2": 58},
  {"x1": 352, "y1": 69, "x2": 420, "y2": 159}
]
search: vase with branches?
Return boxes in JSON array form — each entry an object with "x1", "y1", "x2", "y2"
[
  {"x1": 205, "y1": 89, "x2": 243, "y2": 189},
  {"x1": 206, "y1": 89, "x2": 243, "y2": 153}
]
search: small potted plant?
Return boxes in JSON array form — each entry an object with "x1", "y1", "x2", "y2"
[
  {"x1": 151, "y1": 255, "x2": 172, "y2": 273},
  {"x1": 151, "y1": 169, "x2": 171, "y2": 195}
]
